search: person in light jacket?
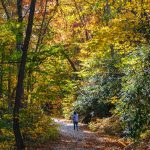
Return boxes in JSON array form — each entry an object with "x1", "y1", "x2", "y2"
[{"x1": 72, "y1": 111, "x2": 78, "y2": 131}]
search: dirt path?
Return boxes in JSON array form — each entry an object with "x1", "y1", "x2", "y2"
[{"x1": 48, "y1": 118, "x2": 126, "y2": 150}]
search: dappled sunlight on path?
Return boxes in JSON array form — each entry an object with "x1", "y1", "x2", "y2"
[
  {"x1": 49, "y1": 118, "x2": 125, "y2": 150},
  {"x1": 27, "y1": 118, "x2": 127, "y2": 150}
]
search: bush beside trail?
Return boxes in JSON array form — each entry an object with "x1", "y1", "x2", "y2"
[{"x1": 88, "y1": 116, "x2": 123, "y2": 136}]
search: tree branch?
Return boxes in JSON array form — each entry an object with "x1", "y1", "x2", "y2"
[
  {"x1": 0, "y1": 0, "x2": 10, "y2": 19},
  {"x1": 35, "y1": 0, "x2": 59, "y2": 52}
]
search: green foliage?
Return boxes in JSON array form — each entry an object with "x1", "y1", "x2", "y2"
[
  {"x1": 73, "y1": 81, "x2": 113, "y2": 120},
  {"x1": 22, "y1": 111, "x2": 59, "y2": 145},
  {"x1": 0, "y1": 0, "x2": 149, "y2": 147},
  {"x1": 0, "y1": 103, "x2": 59, "y2": 149},
  {"x1": 116, "y1": 47, "x2": 150, "y2": 140},
  {"x1": 73, "y1": 50, "x2": 122, "y2": 121},
  {"x1": 0, "y1": 100, "x2": 59, "y2": 149},
  {"x1": 0, "y1": 21, "x2": 15, "y2": 47},
  {"x1": 62, "y1": 94, "x2": 76, "y2": 119},
  {"x1": 0, "y1": 107, "x2": 14, "y2": 149}
]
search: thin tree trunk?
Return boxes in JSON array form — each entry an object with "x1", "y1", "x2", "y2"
[
  {"x1": 104, "y1": 0, "x2": 110, "y2": 26},
  {"x1": 8, "y1": 50, "x2": 13, "y2": 109},
  {"x1": 0, "y1": 0, "x2": 10, "y2": 19},
  {"x1": 13, "y1": 0, "x2": 36, "y2": 149},
  {"x1": 35, "y1": 0, "x2": 59, "y2": 52},
  {"x1": 0, "y1": 0, "x2": 9, "y2": 98},
  {"x1": 27, "y1": 70, "x2": 32, "y2": 93},
  {"x1": 73, "y1": 0, "x2": 89, "y2": 40},
  {"x1": 8, "y1": 65, "x2": 12, "y2": 109},
  {"x1": 0, "y1": 51, "x2": 4, "y2": 98},
  {"x1": 35, "y1": 0, "x2": 48, "y2": 52}
]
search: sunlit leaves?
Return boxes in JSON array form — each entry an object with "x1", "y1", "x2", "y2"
[{"x1": 116, "y1": 47, "x2": 150, "y2": 139}]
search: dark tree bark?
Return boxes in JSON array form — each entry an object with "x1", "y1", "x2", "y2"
[
  {"x1": 13, "y1": 0, "x2": 36, "y2": 149},
  {"x1": 0, "y1": 0, "x2": 10, "y2": 19},
  {"x1": 0, "y1": 51, "x2": 4, "y2": 98},
  {"x1": 62, "y1": 50, "x2": 77, "y2": 72},
  {"x1": 17, "y1": 0, "x2": 23, "y2": 22}
]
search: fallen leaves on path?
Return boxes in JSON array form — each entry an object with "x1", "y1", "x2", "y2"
[
  {"x1": 27, "y1": 118, "x2": 128, "y2": 150},
  {"x1": 26, "y1": 119, "x2": 149, "y2": 150}
]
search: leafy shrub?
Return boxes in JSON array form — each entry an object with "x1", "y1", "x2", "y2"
[
  {"x1": 0, "y1": 100, "x2": 59, "y2": 149},
  {"x1": 88, "y1": 116, "x2": 123, "y2": 136},
  {"x1": 88, "y1": 121, "x2": 98, "y2": 132},
  {"x1": 116, "y1": 47, "x2": 150, "y2": 140},
  {"x1": 0, "y1": 110, "x2": 14, "y2": 149},
  {"x1": 21, "y1": 103, "x2": 59, "y2": 146}
]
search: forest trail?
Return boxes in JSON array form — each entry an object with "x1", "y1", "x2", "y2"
[{"x1": 37, "y1": 118, "x2": 127, "y2": 150}]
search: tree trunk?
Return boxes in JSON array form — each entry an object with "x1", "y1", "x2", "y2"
[
  {"x1": 13, "y1": 0, "x2": 36, "y2": 149},
  {"x1": 0, "y1": 51, "x2": 4, "y2": 98},
  {"x1": 8, "y1": 65, "x2": 12, "y2": 109},
  {"x1": 0, "y1": 0, "x2": 10, "y2": 19}
]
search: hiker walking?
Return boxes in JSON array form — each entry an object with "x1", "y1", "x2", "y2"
[{"x1": 72, "y1": 111, "x2": 78, "y2": 131}]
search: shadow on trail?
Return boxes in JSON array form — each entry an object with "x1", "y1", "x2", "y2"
[{"x1": 50, "y1": 118, "x2": 125, "y2": 150}]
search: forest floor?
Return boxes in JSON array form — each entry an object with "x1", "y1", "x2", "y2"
[{"x1": 30, "y1": 118, "x2": 129, "y2": 150}]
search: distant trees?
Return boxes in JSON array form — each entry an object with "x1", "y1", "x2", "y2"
[
  {"x1": 0, "y1": 0, "x2": 149, "y2": 148},
  {"x1": 60, "y1": 0, "x2": 150, "y2": 140}
]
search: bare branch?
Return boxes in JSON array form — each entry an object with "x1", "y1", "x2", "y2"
[{"x1": 35, "y1": 0, "x2": 59, "y2": 52}]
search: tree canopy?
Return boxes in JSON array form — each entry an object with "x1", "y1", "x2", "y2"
[{"x1": 0, "y1": 0, "x2": 149, "y2": 149}]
